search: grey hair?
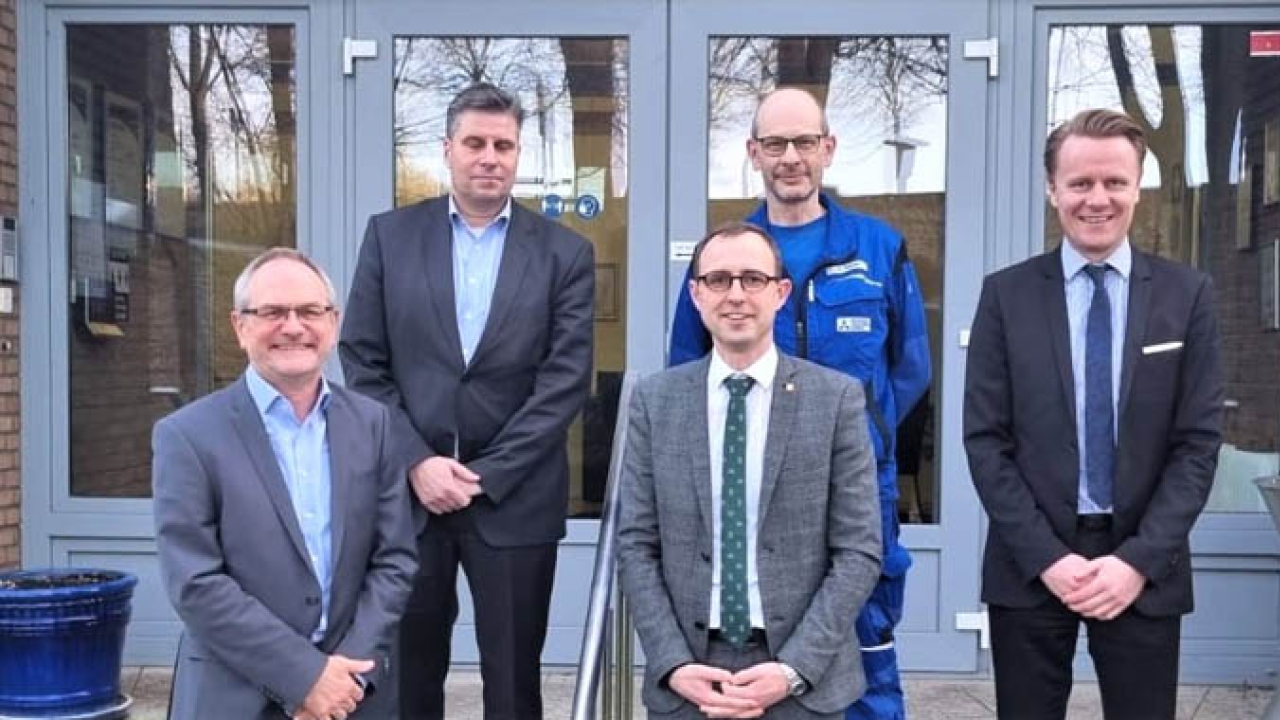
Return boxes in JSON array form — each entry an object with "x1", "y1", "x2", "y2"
[
  {"x1": 445, "y1": 82, "x2": 525, "y2": 138},
  {"x1": 232, "y1": 247, "x2": 338, "y2": 311}
]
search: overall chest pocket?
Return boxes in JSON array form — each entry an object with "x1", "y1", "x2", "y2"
[{"x1": 810, "y1": 272, "x2": 889, "y2": 378}]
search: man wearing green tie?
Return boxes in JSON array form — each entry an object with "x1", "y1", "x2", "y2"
[{"x1": 618, "y1": 222, "x2": 883, "y2": 719}]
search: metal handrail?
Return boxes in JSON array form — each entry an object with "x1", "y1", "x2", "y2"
[{"x1": 571, "y1": 371, "x2": 639, "y2": 720}]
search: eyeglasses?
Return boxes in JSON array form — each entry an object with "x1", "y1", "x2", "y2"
[
  {"x1": 239, "y1": 303, "x2": 334, "y2": 323},
  {"x1": 695, "y1": 270, "x2": 780, "y2": 294},
  {"x1": 753, "y1": 134, "x2": 826, "y2": 157}
]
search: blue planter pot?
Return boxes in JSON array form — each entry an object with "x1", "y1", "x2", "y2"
[{"x1": 0, "y1": 568, "x2": 137, "y2": 718}]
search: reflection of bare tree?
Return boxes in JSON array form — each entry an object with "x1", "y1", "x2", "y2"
[
  {"x1": 1107, "y1": 26, "x2": 1187, "y2": 261},
  {"x1": 777, "y1": 38, "x2": 840, "y2": 105},
  {"x1": 168, "y1": 24, "x2": 297, "y2": 390},
  {"x1": 393, "y1": 38, "x2": 568, "y2": 147},
  {"x1": 834, "y1": 38, "x2": 947, "y2": 138},
  {"x1": 392, "y1": 37, "x2": 629, "y2": 206},
  {"x1": 709, "y1": 38, "x2": 775, "y2": 133},
  {"x1": 708, "y1": 36, "x2": 946, "y2": 142}
]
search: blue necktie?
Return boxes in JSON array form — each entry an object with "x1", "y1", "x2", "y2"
[
  {"x1": 720, "y1": 375, "x2": 754, "y2": 646},
  {"x1": 1084, "y1": 264, "x2": 1114, "y2": 510}
]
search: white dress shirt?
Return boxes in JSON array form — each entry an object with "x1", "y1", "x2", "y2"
[{"x1": 707, "y1": 346, "x2": 777, "y2": 630}]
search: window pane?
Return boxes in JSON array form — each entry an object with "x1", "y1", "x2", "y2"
[
  {"x1": 393, "y1": 37, "x2": 630, "y2": 519},
  {"x1": 708, "y1": 36, "x2": 947, "y2": 524},
  {"x1": 67, "y1": 25, "x2": 298, "y2": 498},
  {"x1": 1047, "y1": 23, "x2": 1280, "y2": 513}
]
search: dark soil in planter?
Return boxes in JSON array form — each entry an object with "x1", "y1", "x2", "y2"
[{"x1": 0, "y1": 572, "x2": 119, "y2": 591}]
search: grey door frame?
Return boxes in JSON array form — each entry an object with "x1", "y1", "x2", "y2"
[
  {"x1": 347, "y1": 0, "x2": 670, "y2": 664},
  {"x1": 667, "y1": 0, "x2": 992, "y2": 673}
]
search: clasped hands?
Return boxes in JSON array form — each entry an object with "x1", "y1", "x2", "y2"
[
  {"x1": 1040, "y1": 553, "x2": 1145, "y2": 621},
  {"x1": 292, "y1": 655, "x2": 373, "y2": 720},
  {"x1": 669, "y1": 661, "x2": 791, "y2": 718},
  {"x1": 410, "y1": 456, "x2": 482, "y2": 514}
]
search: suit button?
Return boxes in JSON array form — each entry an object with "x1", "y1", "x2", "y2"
[
  {"x1": 305, "y1": 596, "x2": 320, "y2": 606},
  {"x1": 694, "y1": 621, "x2": 706, "y2": 631},
  {"x1": 700, "y1": 551, "x2": 711, "y2": 562},
  {"x1": 763, "y1": 544, "x2": 776, "y2": 554}
]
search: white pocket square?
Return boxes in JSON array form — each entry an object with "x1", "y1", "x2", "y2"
[{"x1": 1142, "y1": 341, "x2": 1183, "y2": 355}]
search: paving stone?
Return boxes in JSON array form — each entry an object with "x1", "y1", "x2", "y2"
[
  {"x1": 119, "y1": 667, "x2": 1275, "y2": 719},
  {"x1": 1193, "y1": 685, "x2": 1273, "y2": 719},
  {"x1": 905, "y1": 680, "x2": 996, "y2": 719}
]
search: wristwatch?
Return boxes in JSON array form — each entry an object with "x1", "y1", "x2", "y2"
[{"x1": 778, "y1": 662, "x2": 808, "y2": 697}]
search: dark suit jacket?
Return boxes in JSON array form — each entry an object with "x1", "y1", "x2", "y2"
[
  {"x1": 153, "y1": 377, "x2": 418, "y2": 719},
  {"x1": 617, "y1": 353, "x2": 883, "y2": 715},
  {"x1": 963, "y1": 246, "x2": 1223, "y2": 616},
  {"x1": 339, "y1": 197, "x2": 594, "y2": 546}
]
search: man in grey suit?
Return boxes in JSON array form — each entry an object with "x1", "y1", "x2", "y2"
[
  {"x1": 618, "y1": 222, "x2": 882, "y2": 719},
  {"x1": 154, "y1": 248, "x2": 417, "y2": 720},
  {"x1": 340, "y1": 82, "x2": 594, "y2": 719}
]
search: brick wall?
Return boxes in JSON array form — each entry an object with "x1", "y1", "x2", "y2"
[{"x1": 0, "y1": 0, "x2": 18, "y2": 570}]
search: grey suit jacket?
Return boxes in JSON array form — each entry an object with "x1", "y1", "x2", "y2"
[
  {"x1": 153, "y1": 376, "x2": 417, "y2": 719},
  {"x1": 617, "y1": 352, "x2": 882, "y2": 715},
  {"x1": 340, "y1": 197, "x2": 594, "y2": 546}
]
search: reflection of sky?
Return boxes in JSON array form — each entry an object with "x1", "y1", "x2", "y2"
[
  {"x1": 708, "y1": 98, "x2": 948, "y2": 199},
  {"x1": 1047, "y1": 25, "x2": 1209, "y2": 188}
]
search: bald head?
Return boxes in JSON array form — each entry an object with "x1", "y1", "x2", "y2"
[{"x1": 751, "y1": 88, "x2": 830, "y2": 138}]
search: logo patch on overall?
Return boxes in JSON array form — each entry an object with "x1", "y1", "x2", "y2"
[
  {"x1": 826, "y1": 259, "x2": 870, "y2": 276},
  {"x1": 837, "y1": 316, "x2": 872, "y2": 333}
]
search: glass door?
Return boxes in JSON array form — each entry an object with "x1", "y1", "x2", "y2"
[
  {"x1": 22, "y1": 4, "x2": 314, "y2": 665},
  {"x1": 669, "y1": 0, "x2": 990, "y2": 671},
  {"x1": 349, "y1": 0, "x2": 667, "y2": 665}
]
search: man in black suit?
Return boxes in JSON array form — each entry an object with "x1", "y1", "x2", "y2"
[
  {"x1": 340, "y1": 82, "x2": 594, "y2": 720},
  {"x1": 963, "y1": 108, "x2": 1223, "y2": 719}
]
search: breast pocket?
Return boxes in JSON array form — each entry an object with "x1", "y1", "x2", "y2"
[{"x1": 810, "y1": 273, "x2": 889, "y2": 380}]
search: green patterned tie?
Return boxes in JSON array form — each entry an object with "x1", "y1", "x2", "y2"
[{"x1": 720, "y1": 375, "x2": 754, "y2": 646}]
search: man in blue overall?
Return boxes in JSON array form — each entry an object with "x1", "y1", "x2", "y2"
[{"x1": 669, "y1": 87, "x2": 931, "y2": 720}]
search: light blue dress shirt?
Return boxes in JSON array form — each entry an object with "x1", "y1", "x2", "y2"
[
  {"x1": 245, "y1": 366, "x2": 334, "y2": 642},
  {"x1": 1062, "y1": 240, "x2": 1130, "y2": 514},
  {"x1": 450, "y1": 196, "x2": 511, "y2": 365}
]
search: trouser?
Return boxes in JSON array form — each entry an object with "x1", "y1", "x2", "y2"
[
  {"x1": 846, "y1": 462, "x2": 909, "y2": 720},
  {"x1": 396, "y1": 510, "x2": 559, "y2": 720},
  {"x1": 989, "y1": 515, "x2": 1180, "y2": 720}
]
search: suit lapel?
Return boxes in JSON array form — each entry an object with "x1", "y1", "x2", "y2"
[
  {"x1": 325, "y1": 391, "x2": 352, "y2": 576},
  {"x1": 1041, "y1": 249, "x2": 1077, "y2": 428},
  {"x1": 684, "y1": 358, "x2": 715, "y2": 544},
  {"x1": 228, "y1": 379, "x2": 313, "y2": 569},
  {"x1": 1119, "y1": 250, "x2": 1152, "y2": 421},
  {"x1": 470, "y1": 204, "x2": 533, "y2": 364},
  {"x1": 756, "y1": 354, "x2": 797, "y2": 530},
  {"x1": 421, "y1": 200, "x2": 466, "y2": 370}
]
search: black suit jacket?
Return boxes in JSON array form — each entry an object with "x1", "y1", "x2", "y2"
[
  {"x1": 963, "y1": 246, "x2": 1223, "y2": 617},
  {"x1": 339, "y1": 197, "x2": 594, "y2": 547}
]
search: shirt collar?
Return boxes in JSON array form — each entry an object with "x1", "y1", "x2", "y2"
[
  {"x1": 708, "y1": 345, "x2": 779, "y2": 393},
  {"x1": 245, "y1": 365, "x2": 332, "y2": 419},
  {"x1": 448, "y1": 195, "x2": 512, "y2": 231},
  {"x1": 1061, "y1": 238, "x2": 1132, "y2": 281}
]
